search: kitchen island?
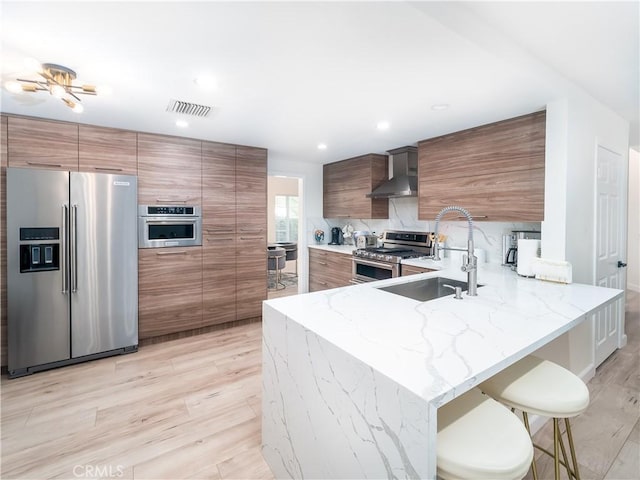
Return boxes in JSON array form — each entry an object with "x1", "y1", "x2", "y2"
[{"x1": 261, "y1": 261, "x2": 623, "y2": 479}]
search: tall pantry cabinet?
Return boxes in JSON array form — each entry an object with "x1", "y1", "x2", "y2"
[{"x1": 202, "y1": 142, "x2": 267, "y2": 327}]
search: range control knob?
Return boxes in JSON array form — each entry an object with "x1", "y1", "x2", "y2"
[{"x1": 385, "y1": 255, "x2": 393, "y2": 262}]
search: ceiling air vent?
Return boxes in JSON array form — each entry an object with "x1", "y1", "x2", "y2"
[{"x1": 166, "y1": 99, "x2": 212, "y2": 118}]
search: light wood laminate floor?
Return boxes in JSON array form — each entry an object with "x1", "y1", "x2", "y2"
[{"x1": 1, "y1": 291, "x2": 638, "y2": 479}]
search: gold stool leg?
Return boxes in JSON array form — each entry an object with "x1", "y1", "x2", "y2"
[
  {"x1": 522, "y1": 412, "x2": 538, "y2": 480},
  {"x1": 565, "y1": 418, "x2": 582, "y2": 480},
  {"x1": 553, "y1": 418, "x2": 561, "y2": 480},
  {"x1": 556, "y1": 419, "x2": 573, "y2": 479}
]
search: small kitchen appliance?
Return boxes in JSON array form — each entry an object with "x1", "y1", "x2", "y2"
[
  {"x1": 329, "y1": 227, "x2": 343, "y2": 245},
  {"x1": 352, "y1": 230, "x2": 434, "y2": 283},
  {"x1": 502, "y1": 230, "x2": 541, "y2": 268}
]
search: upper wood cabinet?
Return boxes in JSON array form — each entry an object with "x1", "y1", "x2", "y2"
[
  {"x1": 323, "y1": 153, "x2": 389, "y2": 219},
  {"x1": 236, "y1": 146, "x2": 268, "y2": 233},
  {"x1": 79, "y1": 125, "x2": 137, "y2": 175},
  {"x1": 137, "y1": 133, "x2": 202, "y2": 205},
  {"x1": 418, "y1": 111, "x2": 546, "y2": 221},
  {"x1": 202, "y1": 141, "x2": 236, "y2": 234},
  {"x1": 7, "y1": 116, "x2": 79, "y2": 171}
]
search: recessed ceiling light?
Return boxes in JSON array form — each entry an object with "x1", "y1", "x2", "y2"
[
  {"x1": 376, "y1": 121, "x2": 390, "y2": 131},
  {"x1": 317, "y1": 143, "x2": 327, "y2": 150},
  {"x1": 194, "y1": 74, "x2": 217, "y2": 91},
  {"x1": 431, "y1": 104, "x2": 450, "y2": 111},
  {"x1": 176, "y1": 119, "x2": 189, "y2": 128}
]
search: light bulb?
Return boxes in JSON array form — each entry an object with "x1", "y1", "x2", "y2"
[
  {"x1": 51, "y1": 85, "x2": 65, "y2": 98},
  {"x1": 5, "y1": 81, "x2": 22, "y2": 93},
  {"x1": 72, "y1": 102, "x2": 84, "y2": 113},
  {"x1": 95, "y1": 85, "x2": 112, "y2": 95}
]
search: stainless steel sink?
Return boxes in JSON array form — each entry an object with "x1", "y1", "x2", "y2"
[{"x1": 378, "y1": 277, "x2": 482, "y2": 302}]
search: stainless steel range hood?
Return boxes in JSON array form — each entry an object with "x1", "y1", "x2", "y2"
[{"x1": 367, "y1": 146, "x2": 418, "y2": 198}]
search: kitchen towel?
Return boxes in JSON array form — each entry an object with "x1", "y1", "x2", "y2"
[{"x1": 517, "y1": 239, "x2": 541, "y2": 277}]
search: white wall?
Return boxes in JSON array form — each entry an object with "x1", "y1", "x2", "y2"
[
  {"x1": 628, "y1": 148, "x2": 640, "y2": 292},
  {"x1": 539, "y1": 93, "x2": 630, "y2": 379},
  {"x1": 267, "y1": 176, "x2": 299, "y2": 243},
  {"x1": 267, "y1": 156, "x2": 324, "y2": 294}
]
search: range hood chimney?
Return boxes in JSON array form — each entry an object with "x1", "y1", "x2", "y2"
[{"x1": 367, "y1": 146, "x2": 418, "y2": 198}]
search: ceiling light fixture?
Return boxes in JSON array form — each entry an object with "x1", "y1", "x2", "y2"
[
  {"x1": 317, "y1": 143, "x2": 327, "y2": 150},
  {"x1": 376, "y1": 121, "x2": 390, "y2": 131},
  {"x1": 4, "y1": 63, "x2": 100, "y2": 113},
  {"x1": 175, "y1": 119, "x2": 189, "y2": 128},
  {"x1": 431, "y1": 104, "x2": 450, "y2": 111}
]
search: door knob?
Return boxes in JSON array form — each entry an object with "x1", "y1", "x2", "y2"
[{"x1": 618, "y1": 261, "x2": 627, "y2": 268}]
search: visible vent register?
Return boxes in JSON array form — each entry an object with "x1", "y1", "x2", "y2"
[{"x1": 166, "y1": 99, "x2": 212, "y2": 118}]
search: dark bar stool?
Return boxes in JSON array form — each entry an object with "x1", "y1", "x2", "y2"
[{"x1": 267, "y1": 247, "x2": 286, "y2": 290}]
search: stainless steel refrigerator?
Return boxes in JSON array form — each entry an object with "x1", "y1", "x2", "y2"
[{"x1": 7, "y1": 167, "x2": 138, "y2": 377}]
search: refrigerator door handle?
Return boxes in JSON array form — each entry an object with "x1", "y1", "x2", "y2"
[
  {"x1": 71, "y1": 204, "x2": 78, "y2": 293},
  {"x1": 61, "y1": 205, "x2": 68, "y2": 293}
]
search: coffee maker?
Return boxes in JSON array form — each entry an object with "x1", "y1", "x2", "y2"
[
  {"x1": 329, "y1": 227, "x2": 343, "y2": 245},
  {"x1": 502, "y1": 230, "x2": 541, "y2": 267}
]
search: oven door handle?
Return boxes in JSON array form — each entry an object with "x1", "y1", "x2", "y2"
[
  {"x1": 352, "y1": 258, "x2": 395, "y2": 270},
  {"x1": 349, "y1": 278, "x2": 369, "y2": 285}
]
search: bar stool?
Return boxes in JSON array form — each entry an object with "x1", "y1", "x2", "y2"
[
  {"x1": 480, "y1": 356, "x2": 589, "y2": 480},
  {"x1": 267, "y1": 247, "x2": 286, "y2": 290},
  {"x1": 437, "y1": 388, "x2": 534, "y2": 480}
]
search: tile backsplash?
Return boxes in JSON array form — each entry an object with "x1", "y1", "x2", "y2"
[{"x1": 308, "y1": 197, "x2": 541, "y2": 264}]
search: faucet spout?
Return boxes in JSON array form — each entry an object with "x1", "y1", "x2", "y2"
[{"x1": 432, "y1": 206, "x2": 478, "y2": 296}]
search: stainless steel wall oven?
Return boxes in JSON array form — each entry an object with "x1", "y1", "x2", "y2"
[{"x1": 138, "y1": 205, "x2": 202, "y2": 248}]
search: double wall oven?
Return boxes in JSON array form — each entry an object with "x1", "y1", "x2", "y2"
[{"x1": 351, "y1": 230, "x2": 434, "y2": 284}]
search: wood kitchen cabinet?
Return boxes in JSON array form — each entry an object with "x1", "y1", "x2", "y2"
[
  {"x1": 79, "y1": 125, "x2": 137, "y2": 175},
  {"x1": 137, "y1": 133, "x2": 202, "y2": 205},
  {"x1": 202, "y1": 141, "x2": 237, "y2": 327},
  {"x1": 401, "y1": 265, "x2": 436, "y2": 276},
  {"x1": 1, "y1": 115, "x2": 7, "y2": 366},
  {"x1": 138, "y1": 247, "x2": 203, "y2": 338},
  {"x1": 418, "y1": 111, "x2": 546, "y2": 221},
  {"x1": 201, "y1": 143, "x2": 267, "y2": 325},
  {"x1": 235, "y1": 146, "x2": 267, "y2": 320},
  {"x1": 308, "y1": 248, "x2": 353, "y2": 292},
  {"x1": 323, "y1": 153, "x2": 389, "y2": 219},
  {"x1": 7, "y1": 116, "x2": 79, "y2": 171}
]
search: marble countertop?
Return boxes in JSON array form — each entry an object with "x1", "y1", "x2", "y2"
[
  {"x1": 264, "y1": 261, "x2": 623, "y2": 406},
  {"x1": 307, "y1": 244, "x2": 356, "y2": 254}
]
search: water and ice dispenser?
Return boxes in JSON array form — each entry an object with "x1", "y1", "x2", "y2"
[{"x1": 18, "y1": 227, "x2": 60, "y2": 273}]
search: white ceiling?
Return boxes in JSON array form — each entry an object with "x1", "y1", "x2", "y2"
[{"x1": 1, "y1": 1, "x2": 638, "y2": 164}]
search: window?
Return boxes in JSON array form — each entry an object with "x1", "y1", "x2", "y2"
[{"x1": 275, "y1": 195, "x2": 298, "y2": 242}]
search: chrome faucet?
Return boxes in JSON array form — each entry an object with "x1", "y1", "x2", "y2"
[{"x1": 431, "y1": 206, "x2": 478, "y2": 296}]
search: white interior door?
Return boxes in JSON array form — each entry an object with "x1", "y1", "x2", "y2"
[{"x1": 595, "y1": 145, "x2": 626, "y2": 366}]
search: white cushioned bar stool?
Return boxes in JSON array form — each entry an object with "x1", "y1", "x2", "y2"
[
  {"x1": 480, "y1": 356, "x2": 589, "y2": 480},
  {"x1": 437, "y1": 387, "x2": 534, "y2": 480}
]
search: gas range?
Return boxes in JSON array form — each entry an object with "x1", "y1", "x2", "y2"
[
  {"x1": 353, "y1": 247, "x2": 426, "y2": 264},
  {"x1": 353, "y1": 230, "x2": 434, "y2": 263},
  {"x1": 351, "y1": 230, "x2": 434, "y2": 283}
]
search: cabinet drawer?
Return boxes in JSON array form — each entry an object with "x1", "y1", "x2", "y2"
[{"x1": 401, "y1": 265, "x2": 436, "y2": 276}]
